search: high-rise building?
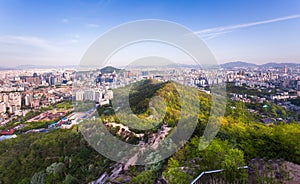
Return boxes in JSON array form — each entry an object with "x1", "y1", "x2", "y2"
[
  {"x1": 297, "y1": 81, "x2": 300, "y2": 96},
  {"x1": 0, "y1": 102, "x2": 6, "y2": 113},
  {"x1": 2, "y1": 94, "x2": 9, "y2": 103},
  {"x1": 24, "y1": 94, "x2": 33, "y2": 106},
  {"x1": 95, "y1": 91, "x2": 103, "y2": 103},
  {"x1": 48, "y1": 75, "x2": 57, "y2": 86},
  {"x1": 84, "y1": 90, "x2": 96, "y2": 101},
  {"x1": 75, "y1": 91, "x2": 84, "y2": 101},
  {"x1": 284, "y1": 64, "x2": 288, "y2": 75}
]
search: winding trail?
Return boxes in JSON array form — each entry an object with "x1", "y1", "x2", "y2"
[{"x1": 92, "y1": 122, "x2": 171, "y2": 184}]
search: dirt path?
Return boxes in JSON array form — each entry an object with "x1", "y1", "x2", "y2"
[{"x1": 93, "y1": 122, "x2": 171, "y2": 183}]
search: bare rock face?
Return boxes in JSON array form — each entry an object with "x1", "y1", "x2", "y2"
[
  {"x1": 284, "y1": 162, "x2": 300, "y2": 184},
  {"x1": 248, "y1": 158, "x2": 300, "y2": 184}
]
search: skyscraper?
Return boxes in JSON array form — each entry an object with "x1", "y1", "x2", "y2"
[
  {"x1": 284, "y1": 64, "x2": 288, "y2": 75},
  {"x1": 297, "y1": 81, "x2": 300, "y2": 96}
]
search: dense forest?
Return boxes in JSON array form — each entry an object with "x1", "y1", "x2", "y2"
[
  {"x1": 0, "y1": 128, "x2": 114, "y2": 184},
  {"x1": 0, "y1": 80, "x2": 300, "y2": 183}
]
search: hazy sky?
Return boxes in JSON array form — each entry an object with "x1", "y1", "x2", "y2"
[{"x1": 1, "y1": 0, "x2": 300, "y2": 67}]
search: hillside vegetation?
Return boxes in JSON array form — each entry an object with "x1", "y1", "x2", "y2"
[{"x1": 1, "y1": 79, "x2": 300, "y2": 183}]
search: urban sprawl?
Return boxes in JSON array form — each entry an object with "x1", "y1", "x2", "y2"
[{"x1": 1, "y1": 63, "x2": 300, "y2": 141}]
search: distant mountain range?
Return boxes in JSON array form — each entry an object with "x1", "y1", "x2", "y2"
[
  {"x1": 220, "y1": 61, "x2": 300, "y2": 69},
  {"x1": 0, "y1": 67, "x2": 14, "y2": 71},
  {"x1": 220, "y1": 61, "x2": 257, "y2": 68},
  {"x1": 98, "y1": 66, "x2": 122, "y2": 73},
  {"x1": 0, "y1": 62, "x2": 299, "y2": 71},
  {"x1": 0, "y1": 65, "x2": 77, "y2": 70}
]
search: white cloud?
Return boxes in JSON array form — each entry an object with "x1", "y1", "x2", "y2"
[
  {"x1": 0, "y1": 35, "x2": 59, "y2": 51},
  {"x1": 73, "y1": 34, "x2": 80, "y2": 38},
  {"x1": 68, "y1": 39, "x2": 79, "y2": 43},
  {"x1": 200, "y1": 30, "x2": 233, "y2": 40},
  {"x1": 0, "y1": 35, "x2": 83, "y2": 66},
  {"x1": 86, "y1": 23, "x2": 100, "y2": 28},
  {"x1": 196, "y1": 14, "x2": 300, "y2": 40},
  {"x1": 61, "y1": 18, "x2": 69, "y2": 23},
  {"x1": 64, "y1": 33, "x2": 80, "y2": 44}
]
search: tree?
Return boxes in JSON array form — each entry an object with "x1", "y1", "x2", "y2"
[
  {"x1": 221, "y1": 148, "x2": 247, "y2": 183},
  {"x1": 31, "y1": 171, "x2": 47, "y2": 184},
  {"x1": 130, "y1": 170, "x2": 156, "y2": 184},
  {"x1": 63, "y1": 174, "x2": 79, "y2": 184},
  {"x1": 162, "y1": 158, "x2": 192, "y2": 184}
]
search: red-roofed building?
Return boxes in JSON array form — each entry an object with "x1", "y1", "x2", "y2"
[{"x1": 0, "y1": 129, "x2": 15, "y2": 135}]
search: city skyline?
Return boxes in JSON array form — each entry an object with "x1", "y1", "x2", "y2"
[
  {"x1": 1, "y1": 1, "x2": 300, "y2": 183},
  {"x1": 1, "y1": 0, "x2": 300, "y2": 66}
]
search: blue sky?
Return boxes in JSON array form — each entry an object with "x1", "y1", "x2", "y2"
[{"x1": 1, "y1": 0, "x2": 300, "y2": 66}]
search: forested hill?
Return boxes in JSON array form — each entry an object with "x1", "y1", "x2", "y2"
[{"x1": 1, "y1": 80, "x2": 300, "y2": 183}]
